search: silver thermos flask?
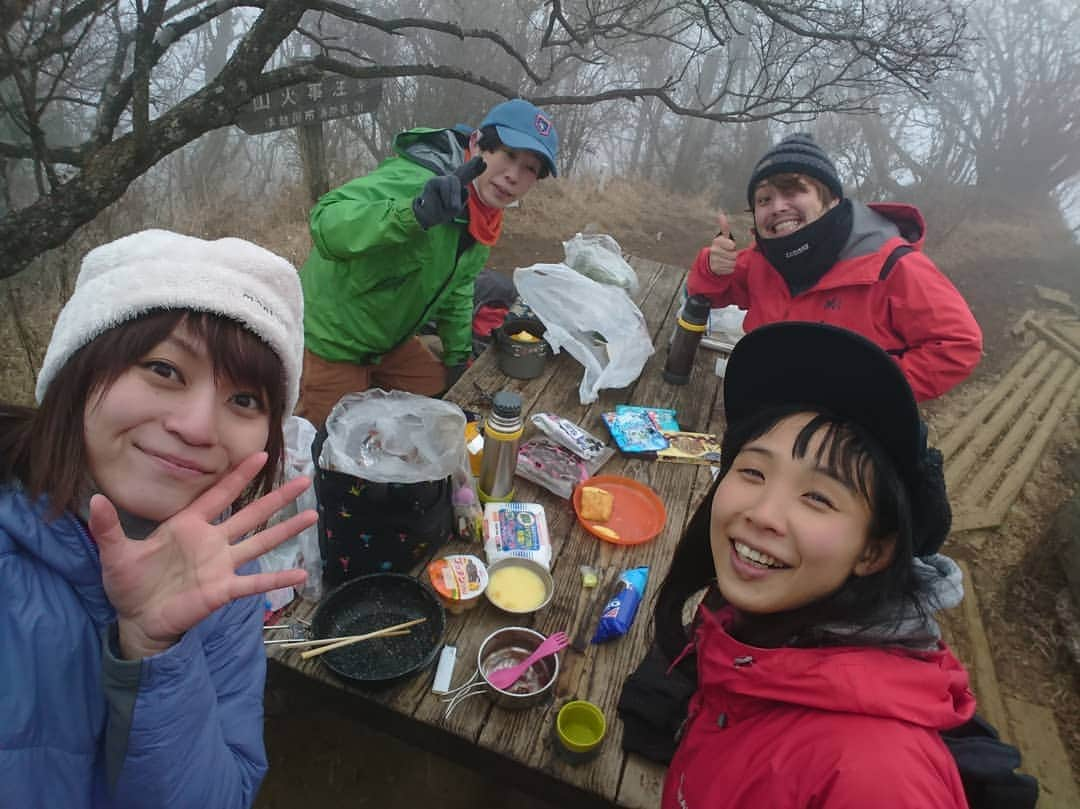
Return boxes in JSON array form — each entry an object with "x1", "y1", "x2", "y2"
[{"x1": 477, "y1": 391, "x2": 523, "y2": 503}]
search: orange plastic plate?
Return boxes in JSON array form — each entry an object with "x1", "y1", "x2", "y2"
[{"x1": 572, "y1": 475, "x2": 667, "y2": 545}]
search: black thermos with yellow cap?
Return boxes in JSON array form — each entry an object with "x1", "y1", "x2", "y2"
[{"x1": 662, "y1": 294, "x2": 711, "y2": 385}]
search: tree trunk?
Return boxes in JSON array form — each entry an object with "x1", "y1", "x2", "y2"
[
  {"x1": 297, "y1": 121, "x2": 329, "y2": 203},
  {"x1": 668, "y1": 51, "x2": 722, "y2": 194}
]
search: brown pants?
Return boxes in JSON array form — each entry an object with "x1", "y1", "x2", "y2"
[{"x1": 295, "y1": 337, "x2": 447, "y2": 429}]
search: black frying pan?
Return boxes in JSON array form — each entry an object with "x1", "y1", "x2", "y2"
[{"x1": 309, "y1": 573, "x2": 446, "y2": 685}]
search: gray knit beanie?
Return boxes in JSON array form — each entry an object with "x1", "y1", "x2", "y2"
[
  {"x1": 746, "y1": 133, "x2": 843, "y2": 206},
  {"x1": 36, "y1": 229, "x2": 304, "y2": 413}
]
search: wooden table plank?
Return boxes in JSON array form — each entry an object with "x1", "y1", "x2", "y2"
[{"x1": 268, "y1": 256, "x2": 724, "y2": 807}]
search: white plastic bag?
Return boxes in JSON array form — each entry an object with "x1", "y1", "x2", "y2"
[
  {"x1": 515, "y1": 263, "x2": 654, "y2": 404},
  {"x1": 320, "y1": 389, "x2": 466, "y2": 483},
  {"x1": 562, "y1": 233, "x2": 639, "y2": 295},
  {"x1": 261, "y1": 415, "x2": 323, "y2": 605},
  {"x1": 708, "y1": 305, "x2": 747, "y2": 344}
]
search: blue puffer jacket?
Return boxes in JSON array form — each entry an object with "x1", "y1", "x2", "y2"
[{"x1": 0, "y1": 485, "x2": 269, "y2": 809}]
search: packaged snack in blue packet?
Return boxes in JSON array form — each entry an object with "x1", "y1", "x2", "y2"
[
  {"x1": 602, "y1": 411, "x2": 669, "y2": 454},
  {"x1": 614, "y1": 404, "x2": 680, "y2": 432},
  {"x1": 591, "y1": 566, "x2": 650, "y2": 644}
]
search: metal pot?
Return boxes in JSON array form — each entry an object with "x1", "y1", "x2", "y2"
[
  {"x1": 442, "y1": 626, "x2": 559, "y2": 718},
  {"x1": 494, "y1": 317, "x2": 550, "y2": 379},
  {"x1": 478, "y1": 626, "x2": 559, "y2": 709}
]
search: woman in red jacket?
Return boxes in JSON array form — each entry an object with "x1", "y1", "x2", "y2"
[
  {"x1": 687, "y1": 134, "x2": 982, "y2": 401},
  {"x1": 654, "y1": 321, "x2": 975, "y2": 809}
]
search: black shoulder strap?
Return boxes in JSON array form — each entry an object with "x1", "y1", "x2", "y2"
[{"x1": 879, "y1": 244, "x2": 915, "y2": 280}]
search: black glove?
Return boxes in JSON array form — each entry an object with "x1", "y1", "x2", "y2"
[
  {"x1": 445, "y1": 362, "x2": 468, "y2": 390},
  {"x1": 413, "y1": 156, "x2": 487, "y2": 230},
  {"x1": 618, "y1": 644, "x2": 696, "y2": 764}
]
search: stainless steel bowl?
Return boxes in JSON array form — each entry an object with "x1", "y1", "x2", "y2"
[{"x1": 477, "y1": 626, "x2": 559, "y2": 709}]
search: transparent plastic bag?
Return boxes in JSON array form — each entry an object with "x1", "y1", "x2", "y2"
[
  {"x1": 261, "y1": 415, "x2": 323, "y2": 604},
  {"x1": 708, "y1": 305, "x2": 747, "y2": 344},
  {"x1": 515, "y1": 263, "x2": 654, "y2": 404},
  {"x1": 562, "y1": 233, "x2": 639, "y2": 294},
  {"x1": 320, "y1": 389, "x2": 466, "y2": 483}
]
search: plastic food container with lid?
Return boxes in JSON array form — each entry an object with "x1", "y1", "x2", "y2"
[{"x1": 426, "y1": 554, "x2": 488, "y2": 614}]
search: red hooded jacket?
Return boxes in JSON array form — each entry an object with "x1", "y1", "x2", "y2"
[
  {"x1": 662, "y1": 607, "x2": 976, "y2": 809},
  {"x1": 686, "y1": 202, "x2": 982, "y2": 401}
]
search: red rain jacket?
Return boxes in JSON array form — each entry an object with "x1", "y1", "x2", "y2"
[
  {"x1": 662, "y1": 607, "x2": 976, "y2": 809},
  {"x1": 687, "y1": 202, "x2": 982, "y2": 401}
]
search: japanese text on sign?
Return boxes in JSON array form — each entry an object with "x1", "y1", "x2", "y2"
[{"x1": 236, "y1": 77, "x2": 382, "y2": 135}]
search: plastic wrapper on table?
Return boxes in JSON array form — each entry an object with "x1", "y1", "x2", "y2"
[
  {"x1": 592, "y1": 566, "x2": 650, "y2": 644},
  {"x1": 516, "y1": 438, "x2": 611, "y2": 499},
  {"x1": 515, "y1": 263, "x2": 654, "y2": 404},
  {"x1": 562, "y1": 232, "x2": 639, "y2": 294},
  {"x1": 261, "y1": 415, "x2": 323, "y2": 604}
]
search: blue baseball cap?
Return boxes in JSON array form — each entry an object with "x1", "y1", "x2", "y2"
[{"x1": 480, "y1": 99, "x2": 558, "y2": 177}]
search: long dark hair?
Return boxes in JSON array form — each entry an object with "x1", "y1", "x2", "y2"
[
  {"x1": 654, "y1": 404, "x2": 926, "y2": 662},
  {"x1": 0, "y1": 310, "x2": 287, "y2": 518}
]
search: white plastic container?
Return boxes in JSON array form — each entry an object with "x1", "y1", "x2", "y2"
[{"x1": 482, "y1": 502, "x2": 553, "y2": 570}]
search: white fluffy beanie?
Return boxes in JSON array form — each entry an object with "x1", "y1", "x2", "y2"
[{"x1": 35, "y1": 229, "x2": 304, "y2": 413}]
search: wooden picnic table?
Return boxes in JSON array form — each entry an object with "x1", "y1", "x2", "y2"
[{"x1": 266, "y1": 256, "x2": 729, "y2": 808}]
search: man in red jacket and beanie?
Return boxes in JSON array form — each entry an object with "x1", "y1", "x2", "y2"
[{"x1": 688, "y1": 133, "x2": 982, "y2": 401}]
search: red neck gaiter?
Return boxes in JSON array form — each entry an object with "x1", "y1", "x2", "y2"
[
  {"x1": 464, "y1": 150, "x2": 503, "y2": 246},
  {"x1": 467, "y1": 189, "x2": 503, "y2": 246}
]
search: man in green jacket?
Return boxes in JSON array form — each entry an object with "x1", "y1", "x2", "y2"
[{"x1": 297, "y1": 99, "x2": 559, "y2": 427}]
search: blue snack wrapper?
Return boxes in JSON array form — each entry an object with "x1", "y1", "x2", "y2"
[
  {"x1": 602, "y1": 411, "x2": 669, "y2": 454},
  {"x1": 615, "y1": 405, "x2": 680, "y2": 432},
  {"x1": 591, "y1": 566, "x2": 649, "y2": 644}
]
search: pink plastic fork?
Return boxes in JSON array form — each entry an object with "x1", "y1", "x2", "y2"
[{"x1": 486, "y1": 631, "x2": 569, "y2": 691}]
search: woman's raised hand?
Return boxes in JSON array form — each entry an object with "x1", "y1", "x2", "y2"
[{"x1": 90, "y1": 451, "x2": 317, "y2": 660}]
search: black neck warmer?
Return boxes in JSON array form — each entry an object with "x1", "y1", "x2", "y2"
[{"x1": 756, "y1": 198, "x2": 854, "y2": 296}]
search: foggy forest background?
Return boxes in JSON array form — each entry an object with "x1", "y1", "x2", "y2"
[
  {"x1": 5, "y1": 2, "x2": 1080, "y2": 791},
  {"x1": 2, "y1": 0, "x2": 1078, "y2": 273}
]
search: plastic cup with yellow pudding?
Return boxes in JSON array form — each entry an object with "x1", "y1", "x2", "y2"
[
  {"x1": 427, "y1": 554, "x2": 488, "y2": 614},
  {"x1": 484, "y1": 557, "x2": 554, "y2": 614}
]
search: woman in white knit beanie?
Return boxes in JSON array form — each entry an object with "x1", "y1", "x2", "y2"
[{"x1": 0, "y1": 230, "x2": 313, "y2": 808}]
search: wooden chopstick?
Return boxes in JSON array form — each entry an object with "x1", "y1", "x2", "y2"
[
  {"x1": 266, "y1": 629, "x2": 411, "y2": 648},
  {"x1": 271, "y1": 634, "x2": 368, "y2": 649},
  {"x1": 299, "y1": 617, "x2": 428, "y2": 660}
]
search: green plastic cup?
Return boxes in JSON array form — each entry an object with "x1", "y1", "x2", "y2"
[{"x1": 555, "y1": 700, "x2": 606, "y2": 763}]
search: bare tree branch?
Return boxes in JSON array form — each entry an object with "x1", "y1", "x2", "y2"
[
  {"x1": 0, "y1": 0, "x2": 971, "y2": 277},
  {"x1": 0, "y1": 0, "x2": 306, "y2": 277}
]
